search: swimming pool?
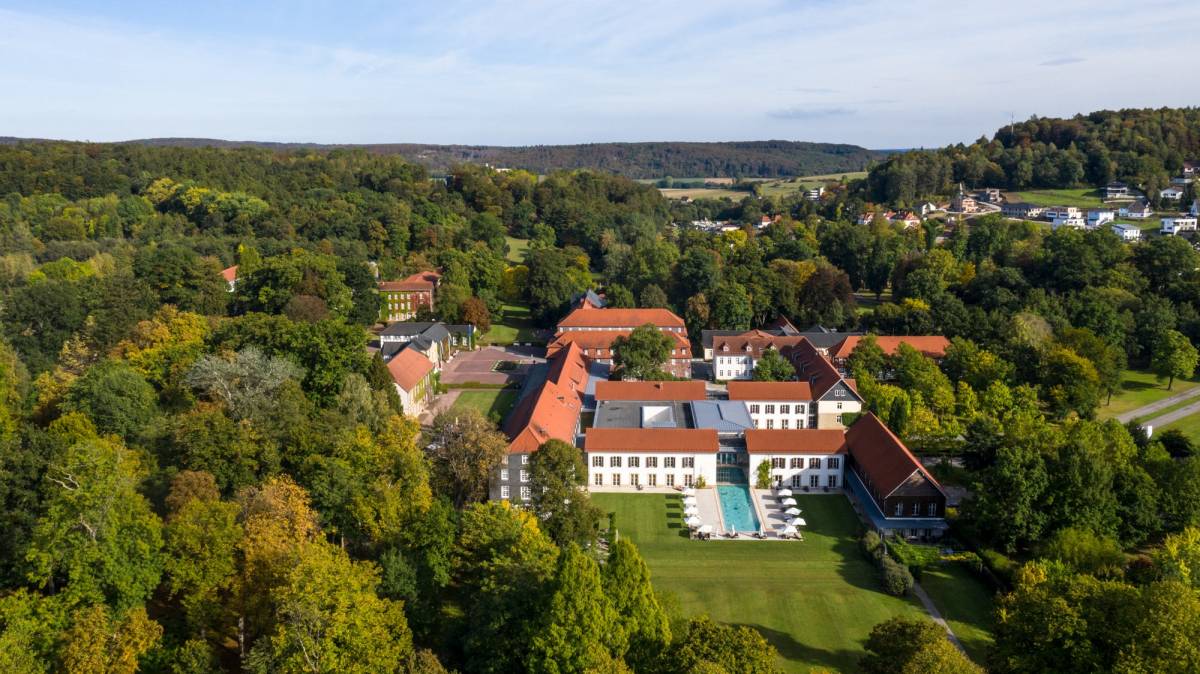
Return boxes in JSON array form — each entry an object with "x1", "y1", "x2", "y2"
[{"x1": 716, "y1": 484, "x2": 761, "y2": 534}]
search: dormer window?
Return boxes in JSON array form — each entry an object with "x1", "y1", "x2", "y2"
[
  {"x1": 722, "y1": 344, "x2": 729, "y2": 352},
  {"x1": 745, "y1": 344, "x2": 752, "y2": 352}
]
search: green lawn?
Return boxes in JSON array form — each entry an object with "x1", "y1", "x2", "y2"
[
  {"x1": 1162, "y1": 413, "x2": 1200, "y2": 443},
  {"x1": 1097, "y1": 369, "x2": 1200, "y2": 420},
  {"x1": 920, "y1": 562, "x2": 996, "y2": 664},
  {"x1": 481, "y1": 302, "x2": 541, "y2": 345},
  {"x1": 594, "y1": 493, "x2": 971, "y2": 673},
  {"x1": 1008, "y1": 188, "x2": 1106, "y2": 208},
  {"x1": 505, "y1": 236, "x2": 529, "y2": 264},
  {"x1": 450, "y1": 389, "x2": 518, "y2": 422}
]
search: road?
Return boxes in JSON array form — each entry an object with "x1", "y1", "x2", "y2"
[
  {"x1": 1141, "y1": 398, "x2": 1200, "y2": 432},
  {"x1": 1116, "y1": 386, "x2": 1200, "y2": 423}
]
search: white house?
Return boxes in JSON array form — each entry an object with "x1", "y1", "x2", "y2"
[
  {"x1": 1111, "y1": 223, "x2": 1142, "y2": 242},
  {"x1": 1161, "y1": 186, "x2": 1186, "y2": 201},
  {"x1": 727, "y1": 381, "x2": 817, "y2": 430},
  {"x1": 745, "y1": 430, "x2": 847, "y2": 490},
  {"x1": 585, "y1": 428, "x2": 719, "y2": 489},
  {"x1": 1044, "y1": 206, "x2": 1082, "y2": 220},
  {"x1": 1087, "y1": 209, "x2": 1115, "y2": 228},
  {"x1": 1120, "y1": 200, "x2": 1153, "y2": 219},
  {"x1": 1051, "y1": 215, "x2": 1087, "y2": 230},
  {"x1": 1162, "y1": 216, "x2": 1199, "y2": 235},
  {"x1": 805, "y1": 187, "x2": 825, "y2": 201}
]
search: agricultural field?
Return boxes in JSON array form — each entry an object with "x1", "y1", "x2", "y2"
[{"x1": 1005, "y1": 188, "x2": 1106, "y2": 208}]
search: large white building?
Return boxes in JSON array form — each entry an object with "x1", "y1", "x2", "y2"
[{"x1": 1162, "y1": 216, "x2": 1199, "y2": 236}]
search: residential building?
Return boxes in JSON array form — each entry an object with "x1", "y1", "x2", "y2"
[
  {"x1": 977, "y1": 187, "x2": 1002, "y2": 203},
  {"x1": 1051, "y1": 215, "x2": 1087, "y2": 230},
  {"x1": 1086, "y1": 209, "x2": 1115, "y2": 228},
  {"x1": 745, "y1": 429, "x2": 848, "y2": 490},
  {"x1": 1161, "y1": 185, "x2": 1186, "y2": 201},
  {"x1": 1043, "y1": 206, "x2": 1081, "y2": 221},
  {"x1": 379, "y1": 321, "x2": 475, "y2": 367},
  {"x1": 493, "y1": 343, "x2": 590, "y2": 501},
  {"x1": 1120, "y1": 199, "x2": 1153, "y2": 219},
  {"x1": 1111, "y1": 223, "x2": 1142, "y2": 242},
  {"x1": 378, "y1": 271, "x2": 441, "y2": 322},
  {"x1": 727, "y1": 381, "x2": 816, "y2": 429},
  {"x1": 1161, "y1": 216, "x2": 1199, "y2": 236},
  {"x1": 553, "y1": 305, "x2": 691, "y2": 378},
  {"x1": 385, "y1": 347, "x2": 436, "y2": 417},
  {"x1": 1105, "y1": 181, "x2": 1131, "y2": 199},
  {"x1": 857, "y1": 210, "x2": 895, "y2": 226},
  {"x1": 951, "y1": 185, "x2": 978, "y2": 213},
  {"x1": 891, "y1": 211, "x2": 921, "y2": 229},
  {"x1": 220, "y1": 265, "x2": 239, "y2": 292},
  {"x1": 845, "y1": 413, "x2": 947, "y2": 539},
  {"x1": 711, "y1": 330, "x2": 807, "y2": 381},
  {"x1": 1001, "y1": 202, "x2": 1045, "y2": 219},
  {"x1": 917, "y1": 201, "x2": 941, "y2": 216},
  {"x1": 1184, "y1": 160, "x2": 1200, "y2": 177},
  {"x1": 804, "y1": 186, "x2": 825, "y2": 201}
]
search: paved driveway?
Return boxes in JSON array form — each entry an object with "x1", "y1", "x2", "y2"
[{"x1": 440, "y1": 346, "x2": 543, "y2": 386}]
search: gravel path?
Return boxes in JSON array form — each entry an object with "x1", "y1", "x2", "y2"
[{"x1": 912, "y1": 582, "x2": 966, "y2": 653}]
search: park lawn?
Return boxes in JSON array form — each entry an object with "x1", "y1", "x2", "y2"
[
  {"x1": 450, "y1": 389, "x2": 518, "y2": 421},
  {"x1": 505, "y1": 236, "x2": 529, "y2": 263},
  {"x1": 481, "y1": 302, "x2": 541, "y2": 345},
  {"x1": 594, "y1": 493, "x2": 934, "y2": 673},
  {"x1": 1007, "y1": 188, "x2": 1105, "y2": 208},
  {"x1": 1162, "y1": 413, "x2": 1200, "y2": 444},
  {"x1": 1097, "y1": 369, "x2": 1200, "y2": 420},
  {"x1": 920, "y1": 562, "x2": 997, "y2": 664}
]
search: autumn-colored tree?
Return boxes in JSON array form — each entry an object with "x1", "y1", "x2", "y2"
[{"x1": 425, "y1": 408, "x2": 509, "y2": 508}]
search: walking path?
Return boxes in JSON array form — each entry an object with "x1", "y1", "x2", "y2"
[
  {"x1": 1116, "y1": 386, "x2": 1200, "y2": 423},
  {"x1": 912, "y1": 582, "x2": 965, "y2": 653},
  {"x1": 1141, "y1": 398, "x2": 1200, "y2": 430}
]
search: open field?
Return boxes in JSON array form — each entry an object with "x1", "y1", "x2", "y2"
[
  {"x1": 1096, "y1": 369, "x2": 1200, "y2": 420},
  {"x1": 481, "y1": 302, "x2": 541, "y2": 345},
  {"x1": 505, "y1": 236, "x2": 529, "y2": 263},
  {"x1": 1006, "y1": 188, "x2": 1106, "y2": 208},
  {"x1": 592, "y1": 493, "x2": 993, "y2": 673},
  {"x1": 659, "y1": 187, "x2": 750, "y2": 200},
  {"x1": 920, "y1": 562, "x2": 996, "y2": 663},
  {"x1": 656, "y1": 172, "x2": 867, "y2": 200},
  {"x1": 756, "y1": 172, "x2": 868, "y2": 198},
  {"x1": 449, "y1": 389, "x2": 518, "y2": 421}
]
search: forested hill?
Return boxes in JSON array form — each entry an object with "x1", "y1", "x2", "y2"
[
  {"x1": 0, "y1": 136, "x2": 887, "y2": 179},
  {"x1": 866, "y1": 106, "x2": 1200, "y2": 205}
]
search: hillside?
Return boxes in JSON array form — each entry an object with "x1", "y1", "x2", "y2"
[{"x1": 1, "y1": 136, "x2": 888, "y2": 179}]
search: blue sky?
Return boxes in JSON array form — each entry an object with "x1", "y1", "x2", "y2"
[{"x1": 0, "y1": 0, "x2": 1196, "y2": 148}]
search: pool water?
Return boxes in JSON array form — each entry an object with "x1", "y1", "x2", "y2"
[
  {"x1": 717, "y1": 484, "x2": 761, "y2": 534},
  {"x1": 716, "y1": 466, "x2": 746, "y2": 483}
]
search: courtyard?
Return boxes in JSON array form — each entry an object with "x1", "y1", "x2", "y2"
[{"x1": 592, "y1": 492, "x2": 994, "y2": 672}]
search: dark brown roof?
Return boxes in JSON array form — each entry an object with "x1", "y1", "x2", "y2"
[{"x1": 845, "y1": 413, "x2": 944, "y2": 499}]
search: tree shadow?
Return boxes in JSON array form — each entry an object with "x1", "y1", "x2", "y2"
[
  {"x1": 1121, "y1": 380, "x2": 1157, "y2": 392},
  {"x1": 733, "y1": 622, "x2": 865, "y2": 673}
]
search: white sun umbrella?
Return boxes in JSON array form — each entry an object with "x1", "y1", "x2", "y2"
[
  {"x1": 793, "y1": 517, "x2": 807, "y2": 527},
  {"x1": 683, "y1": 496, "x2": 697, "y2": 506},
  {"x1": 682, "y1": 486, "x2": 696, "y2": 496},
  {"x1": 777, "y1": 488, "x2": 793, "y2": 497},
  {"x1": 684, "y1": 506, "x2": 699, "y2": 516},
  {"x1": 784, "y1": 507, "x2": 802, "y2": 516},
  {"x1": 698, "y1": 524, "x2": 714, "y2": 534},
  {"x1": 781, "y1": 497, "x2": 798, "y2": 506},
  {"x1": 685, "y1": 515, "x2": 702, "y2": 527},
  {"x1": 780, "y1": 525, "x2": 798, "y2": 536}
]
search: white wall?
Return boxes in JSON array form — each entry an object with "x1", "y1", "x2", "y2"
[
  {"x1": 714, "y1": 354, "x2": 755, "y2": 380},
  {"x1": 748, "y1": 454, "x2": 845, "y2": 489},
  {"x1": 587, "y1": 451, "x2": 717, "y2": 488},
  {"x1": 743, "y1": 399, "x2": 814, "y2": 429}
]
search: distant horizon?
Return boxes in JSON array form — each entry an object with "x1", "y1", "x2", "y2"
[{"x1": 1, "y1": 1, "x2": 1196, "y2": 147}]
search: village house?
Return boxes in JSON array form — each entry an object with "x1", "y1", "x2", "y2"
[
  {"x1": 1111, "y1": 223, "x2": 1142, "y2": 242},
  {"x1": 804, "y1": 186, "x2": 825, "y2": 201},
  {"x1": 1087, "y1": 209, "x2": 1115, "y2": 228},
  {"x1": 1160, "y1": 185, "x2": 1186, "y2": 201},
  {"x1": 378, "y1": 270, "x2": 441, "y2": 322},
  {"x1": 977, "y1": 187, "x2": 1002, "y2": 203},
  {"x1": 550, "y1": 304, "x2": 692, "y2": 378},
  {"x1": 917, "y1": 201, "x2": 941, "y2": 216},
  {"x1": 1120, "y1": 199, "x2": 1153, "y2": 219},
  {"x1": 385, "y1": 347, "x2": 436, "y2": 417},
  {"x1": 1001, "y1": 202, "x2": 1045, "y2": 219},
  {"x1": 1184, "y1": 160, "x2": 1200, "y2": 177},
  {"x1": 1161, "y1": 216, "x2": 1199, "y2": 236},
  {"x1": 1043, "y1": 206, "x2": 1082, "y2": 221},
  {"x1": 1105, "y1": 181, "x2": 1131, "y2": 199},
  {"x1": 845, "y1": 413, "x2": 948, "y2": 539},
  {"x1": 1051, "y1": 215, "x2": 1087, "y2": 230},
  {"x1": 891, "y1": 211, "x2": 921, "y2": 229}
]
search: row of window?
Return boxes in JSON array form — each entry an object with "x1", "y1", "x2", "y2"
[
  {"x1": 499, "y1": 469, "x2": 529, "y2": 482},
  {"x1": 593, "y1": 473, "x2": 693, "y2": 487},
  {"x1": 787, "y1": 474, "x2": 838, "y2": 488},
  {"x1": 593, "y1": 456, "x2": 696, "y2": 468},
  {"x1": 895, "y1": 502, "x2": 939, "y2": 517},
  {"x1": 769, "y1": 457, "x2": 840, "y2": 470},
  {"x1": 748, "y1": 403, "x2": 808, "y2": 414},
  {"x1": 756, "y1": 418, "x2": 812, "y2": 429},
  {"x1": 499, "y1": 485, "x2": 531, "y2": 500}
]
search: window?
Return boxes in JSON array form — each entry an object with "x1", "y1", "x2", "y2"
[
  {"x1": 500, "y1": 469, "x2": 509, "y2": 481},
  {"x1": 808, "y1": 458, "x2": 821, "y2": 469},
  {"x1": 648, "y1": 474, "x2": 657, "y2": 486},
  {"x1": 766, "y1": 419, "x2": 774, "y2": 429},
  {"x1": 594, "y1": 473, "x2": 603, "y2": 486},
  {"x1": 592, "y1": 456, "x2": 603, "y2": 467},
  {"x1": 836, "y1": 402, "x2": 843, "y2": 410},
  {"x1": 765, "y1": 404, "x2": 775, "y2": 414},
  {"x1": 809, "y1": 474, "x2": 819, "y2": 487},
  {"x1": 666, "y1": 474, "x2": 675, "y2": 486},
  {"x1": 781, "y1": 419, "x2": 789, "y2": 429},
  {"x1": 836, "y1": 415, "x2": 843, "y2": 424},
  {"x1": 684, "y1": 474, "x2": 694, "y2": 486},
  {"x1": 835, "y1": 388, "x2": 845, "y2": 397},
  {"x1": 771, "y1": 458, "x2": 786, "y2": 469},
  {"x1": 631, "y1": 474, "x2": 640, "y2": 486},
  {"x1": 790, "y1": 458, "x2": 802, "y2": 469},
  {"x1": 927, "y1": 502, "x2": 938, "y2": 516},
  {"x1": 912, "y1": 502, "x2": 921, "y2": 516},
  {"x1": 828, "y1": 475, "x2": 838, "y2": 488},
  {"x1": 682, "y1": 457, "x2": 695, "y2": 468},
  {"x1": 646, "y1": 457, "x2": 658, "y2": 468},
  {"x1": 664, "y1": 457, "x2": 676, "y2": 468},
  {"x1": 749, "y1": 404, "x2": 760, "y2": 414},
  {"x1": 521, "y1": 455, "x2": 529, "y2": 465},
  {"x1": 895, "y1": 502, "x2": 904, "y2": 516},
  {"x1": 629, "y1": 457, "x2": 640, "y2": 468},
  {"x1": 797, "y1": 404, "x2": 806, "y2": 414},
  {"x1": 520, "y1": 486, "x2": 531, "y2": 500},
  {"x1": 500, "y1": 485, "x2": 510, "y2": 499},
  {"x1": 612, "y1": 474, "x2": 621, "y2": 486},
  {"x1": 827, "y1": 457, "x2": 840, "y2": 469},
  {"x1": 791, "y1": 475, "x2": 802, "y2": 487},
  {"x1": 519, "y1": 470, "x2": 529, "y2": 483},
  {"x1": 610, "y1": 456, "x2": 622, "y2": 467},
  {"x1": 780, "y1": 405, "x2": 790, "y2": 414}
]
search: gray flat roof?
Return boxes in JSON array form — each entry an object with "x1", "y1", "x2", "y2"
[
  {"x1": 692, "y1": 400, "x2": 754, "y2": 433},
  {"x1": 593, "y1": 400, "x2": 694, "y2": 429}
]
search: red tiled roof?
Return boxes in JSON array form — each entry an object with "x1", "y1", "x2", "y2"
[
  {"x1": 830, "y1": 335, "x2": 951, "y2": 360},
  {"x1": 712, "y1": 331, "x2": 806, "y2": 358},
  {"x1": 594, "y1": 380, "x2": 707, "y2": 401},
  {"x1": 744, "y1": 429, "x2": 847, "y2": 454},
  {"x1": 221, "y1": 265, "x2": 239, "y2": 283},
  {"x1": 378, "y1": 270, "x2": 441, "y2": 292},
  {"x1": 503, "y1": 344, "x2": 589, "y2": 454},
  {"x1": 727, "y1": 381, "x2": 813, "y2": 401},
  {"x1": 386, "y1": 348, "x2": 434, "y2": 392},
  {"x1": 546, "y1": 330, "x2": 691, "y2": 359},
  {"x1": 546, "y1": 341, "x2": 589, "y2": 392},
  {"x1": 845, "y1": 413, "x2": 943, "y2": 499},
  {"x1": 557, "y1": 306, "x2": 685, "y2": 330},
  {"x1": 584, "y1": 428, "x2": 718, "y2": 453}
]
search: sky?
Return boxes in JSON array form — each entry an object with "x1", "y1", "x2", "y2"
[{"x1": 0, "y1": 0, "x2": 1197, "y2": 148}]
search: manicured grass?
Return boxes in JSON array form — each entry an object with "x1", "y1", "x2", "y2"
[
  {"x1": 593, "y1": 493, "x2": 930, "y2": 673},
  {"x1": 1162, "y1": 413, "x2": 1200, "y2": 443},
  {"x1": 920, "y1": 562, "x2": 996, "y2": 664},
  {"x1": 505, "y1": 236, "x2": 529, "y2": 264},
  {"x1": 450, "y1": 389, "x2": 518, "y2": 421},
  {"x1": 1007, "y1": 188, "x2": 1107, "y2": 208},
  {"x1": 1096, "y1": 369, "x2": 1200, "y2": 420},
  {"x1": 481, "y1": 303, "x2": 541, "y2": 345}
]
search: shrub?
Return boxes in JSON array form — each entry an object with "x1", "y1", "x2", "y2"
[
  {"x1": 980, "y1": 548, "x2": 1018, "y2": 586},
  {"x1": 695, "y1": 476, "x2": 707, "y2": 489},
  {"x1": 755, "y1": 461, "x2": 772, "y2": 489},
  {"x1": 880, "y1": 556, "x2": 914, "y2": 596},
  {"x1": 861, "y1": 531, "x2": 883, "y2": 561}
]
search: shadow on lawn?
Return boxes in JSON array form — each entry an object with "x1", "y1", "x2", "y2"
[
  {"x1": 735, "y1": 623, "x2": 864, "y2": 673},
  {"x1": 1121, "y1": 380, "x2": 1158, "y2": 392}
]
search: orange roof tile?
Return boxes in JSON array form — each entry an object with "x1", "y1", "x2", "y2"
[
  {"x1": 712, "y1": 331, "x2": 806, "y2": 358},
  {"x1": 845, "y1": 413, "x2": 944, "y2": 499},
  {"x1": 503, "y1": 344, "x2": 589, "y2": 454},
  {"x1": 744, "y1": 429, "x2": 847, "y2": 454},
  {"x1": 726, "y1": 381, "x2": 813, "y2": 401},
  {"x1": 584, "y1": 428, "x2": 718, "y2": 453},
  {"x1": 831, "y1": 335, "x2": 951, "y2": 360},
  {"x1": 378, "y1": 270, "x2": 441, "y2": 292},
  {"x1": 221, "y1": 265, "x2": 239, "y2": 283},
  {"x1": 557, "y1": 307, "x2": 685, "y2": 330},
  {"x1": 547, "y1": 330, "x2": 691, "y2": 357},
  {"x1": 594, "y1": 380, "x2": 707, "y2": 401},
  {"x1": 386, "y1": 348, "x2": 434, "y2": 392}
]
